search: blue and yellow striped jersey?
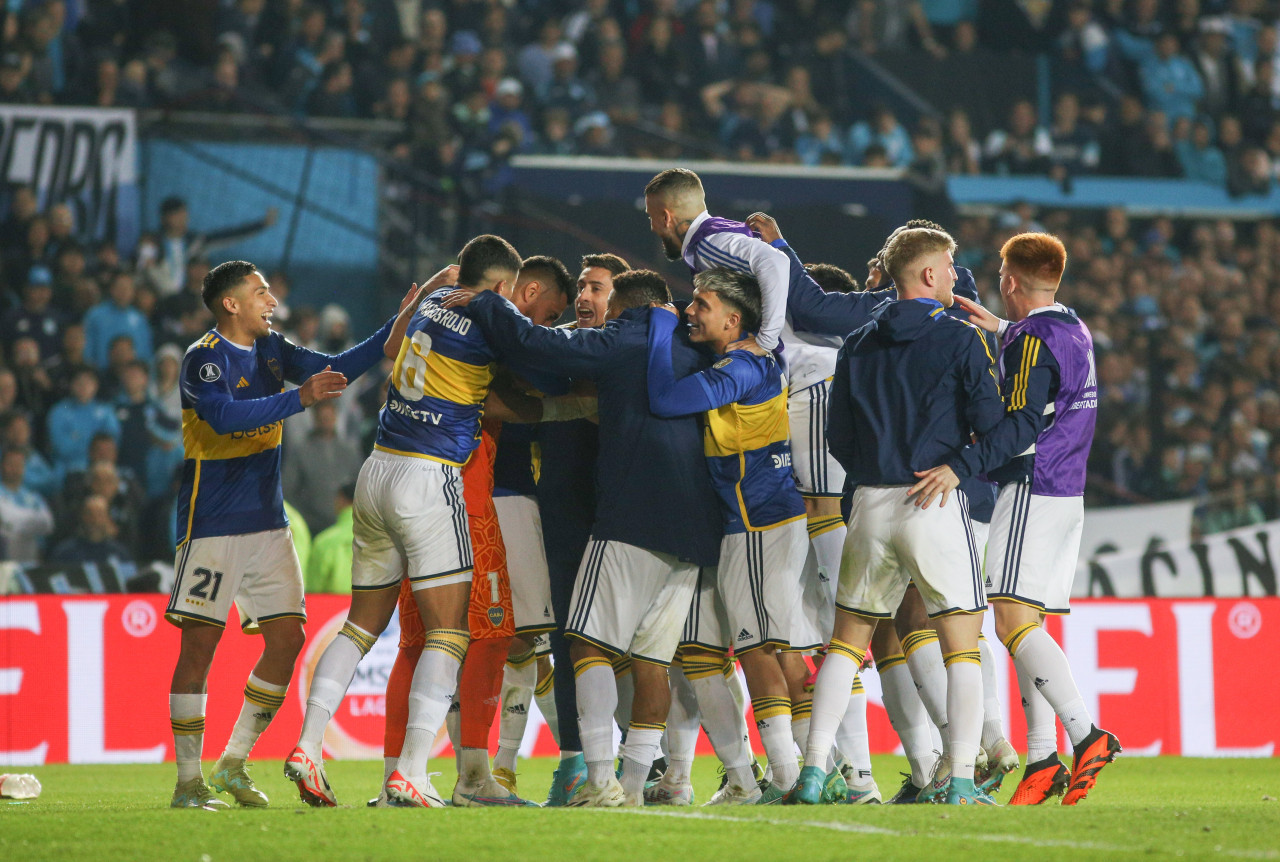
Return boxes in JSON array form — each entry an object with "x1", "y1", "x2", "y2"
[
  {"x1": 375, "y1": 288, "x2": 497, "y2": 466},
  {"x1": 647, "y1": 309, "x2": 806, "y2": 533},
  {"x1": 177, "y1": 321, "x2": 391, "y2": 547}
]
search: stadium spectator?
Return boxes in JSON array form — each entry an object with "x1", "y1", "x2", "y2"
[
  {"x1": 83, "y1": 270, "x2": 152, "y2": 369},
  {"x1": 45, "y1": 367, "x2": 119, "y2": 478},
  {"x1": 982, "y1": 100, "x2": 1051, "y2": 175},
  {"x1": 282, "y1": 400, "x2": 362, "y2": 535},
  {"x1": 0, "y1": 448, "x2": 54, "y2": 564},
  {"x1": 847, "y1": 104, "x2": 913, "y2": 167},
  {"x1": 304, "y1": 483, "x2": 356, "y2": 594},
  {"x1": 1176, "y1": 118, "x2": 1228, "y2": 184},
  {"x1": 2, "y1": 265, "x2": 62, "y2": 362},
  {"x1": 47, "y1": 493, "x2": 131, "y2": 568},
  {"x1": 152, "y1": 196, "x2": 276, "y2": 297},
  {"x1": 0, "y1": 411, "x2": 56, "y2": 499},
  {"x1": 1140, "y1": 32, "x2": 1205, "y2": 122}
]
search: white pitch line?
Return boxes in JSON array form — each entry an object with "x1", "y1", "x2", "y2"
[{"x1": 605, "y1": 808, "x2": 1280, "y2": 860}]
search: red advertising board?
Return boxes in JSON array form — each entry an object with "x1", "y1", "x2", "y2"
[{"x1": 1, "y1": 596, "x2": 1276, "y2": 764}]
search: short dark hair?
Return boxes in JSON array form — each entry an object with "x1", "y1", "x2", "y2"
[
  {"x1": 160, "y1": 196, "x2": 186, "y2": 216},
  {"x1": 519, "y1": 255, "x2": 574, "y2": 297},
  {"x1": 905, "y1": 218, "x2": 946, "y2": 232},
  {"x1": 692, "y1": 268, "x2": 762, "y2": 334},
  {"x1": 457, "y1": 234, "x2": 522, "y2": 288},
  {"x1": 805, "y1": 263, "x2": 859, "y2": 294},
  {"x1": 610, "y1": 269, "x2": 671, "y2": 310},
  {"x1": 644, "y1": 168, "x2": 703, "y2": 200},
  {"x1": 202, "y1": 260, "x2": 258, "y2": 313},
  {"x1": 580, "y1": 252, "x2": 630, "y2": 278}
]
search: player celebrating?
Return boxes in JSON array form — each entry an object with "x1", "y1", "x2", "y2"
[
  {"x1": 644, "y1": 269, "x2": 809, "y2": 804},
  {"x1": 911, "y1": 232, "x2": 1120, "y2": 805},
  {"x1": 165, "y1": 260, "x2": 414, "y2": 810},
  {"x1": 787, "y1": 227, "x2": 1003, "y2": 806},
  {"x1": 444, "y1": 269, "x2": 723, "y2": 807},
  {"x1": 285, "y1": 235, "x2": 523, "y2": 808}
]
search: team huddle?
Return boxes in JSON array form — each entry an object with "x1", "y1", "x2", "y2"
[{"x1": 163, "y1": 168, "x2": 1120, "y2": 812}]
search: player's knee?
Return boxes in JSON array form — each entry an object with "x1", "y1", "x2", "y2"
[
  {"x1": 266, "y1": 621, "x2": 307, "y2": 661},
  {"x1": 992, "y1": 606, "x2": 1032, "y2": 645}
]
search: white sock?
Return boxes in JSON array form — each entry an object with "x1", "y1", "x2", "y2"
[
  {"x1": 877, "y1": 657, "x2": 936, "y2": 786},
  {"x1": 944, "y1": 656, "x2": 983, "y2": 782},
  {"x1": 383, "y1": 756, "x2": 396, "y2": 783},
  {"x1": 803, "y1": 645, "x2": 860, "y2": 770},
  {"x1": 811, "y1": 522, "x2": 846, "y2": 585},
  {"x1": 170, "y1": 693, "x2": 207, "y2": 782},
  {"x1": 620, "y1": 723, "x2": 664, "y2": 798},
  {"x1": 224, "y1": 673, "x2": 287, "y2": 760},
  {"x1": 1018, "y1": 658, "x2": 1059, "y2": 763},
  {"x1": 791, "y1": 715, "x2": 811, "y2": 760},
  {"x1": 1011, "y1": 626, "x2": 1092, "y2": 747},
  {"x1": 398, "y1": 630, "x2": 467, "y2": 783},
  {"x1": 299, "y1": 621, "x2": 375, "y2": 755},
  {"x1": 977, "y1": 637, "x2": 1006, "y2": 750},
  {"x1": 534, "y1": 667, "x2": 561, "y2": 748},
  {"x1": 904, "y1": 631, "x2": 950, "y2": 753},
  {"x1": 754, "y1": 698, "x2": 797, "y2": 790},
  {"x1": 687, "y1": 664, "x2": 754, "y2": 770},
  {"x1": 614, "y1": 662, "x2": 635, "y2": 734},
  {"x1": 496, "y1": 656, "x2": 537, "y2": 773},
  {"x1": 560, "y1": 749, "x2": 582, "y2": 762},
  {"x1": 723, "y1": 661, "x2": 751, "y2": 744},
  {"x1": 665, "y1": 665, "x2": 701, "y2": 785},
  {"x1": 835, "y1": 676, "x2": 872, "y2": 787},
  {"x1": 574, "y1": 659, "x2": 618, "y2": 788}
]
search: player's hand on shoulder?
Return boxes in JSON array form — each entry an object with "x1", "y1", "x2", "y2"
[
  {"x1": 422, "y1": 264, "x2": 460, "y2": 292},
  {"x1": 745, "y1": 212, "x2": 781, "y2": 243},
  {"x1": 954, "y1": 296, "x2": 1002, "y2": 333},
  {"x1": 299, "y1": 365, "x2": 348, "y2": 407},
  {"x1": 726, "y1": 334, "x2": 767, "y2": 357},
  {"x1": 441, "y1": 286, "x2": 481, "y2": 308},
  {"x1": 907, "y1": 465, "x2": 959, "y2": 510}
]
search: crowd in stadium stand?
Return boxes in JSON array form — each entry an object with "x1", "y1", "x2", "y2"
[
  {"x1": 3, "y1": 0, "x2": 1280, "y2": 570},
  {"x1": 4, "y1": 1, "x2": 1280, "y2": 193}
]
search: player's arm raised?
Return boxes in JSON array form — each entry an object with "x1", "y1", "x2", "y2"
[
  {"x1": 747, "y1": 211, "x2": 885, "y2": 337},
  {"x1": 384, "y1": 265, "x2": 460, "y2": 358}
]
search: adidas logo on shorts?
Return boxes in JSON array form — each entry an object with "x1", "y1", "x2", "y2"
[
  {"x1": 737, "y1": 629, "x2": 752, "y2": 642},
  {"x1": 506, "y1": 704, "x2": 527, "y2": 715}
]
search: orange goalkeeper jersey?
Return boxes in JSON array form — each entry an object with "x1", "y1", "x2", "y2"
[{"x1": 399, "y1": 420, "x2": 514, "y2": 647}]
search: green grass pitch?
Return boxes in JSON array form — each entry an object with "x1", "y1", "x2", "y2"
[{"x1": 3, "y1": 756, "x2": 1277, "y2": 861}]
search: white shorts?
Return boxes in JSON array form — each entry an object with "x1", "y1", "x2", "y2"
[
  {"x1": 836, "y1": 486, "x2": 985, "y2": 618},
  {"x1": 166, "y1": 527, "x2": 303, "y2": 629},
  {"x1": 565, "y1": 538, "x2": 699, "y2": 666},
  {"x1": 494, "y1": 493, "x2": 555, "y2": 634},
  {"x1": 971, "y1": 519, "x2": 990, "y2": 566},
  {"x1": 788, "y1": 380, "x2": 847, "y2": 497},
  {"x1": 985, "y1": 483, "x2": 1083, "y2": 614},
  {"x1": 351, "y1": 449, "x2": 473, "y2": 592},
  {"x1": 791, "y1": 542, "x2": 837, "y2": 651},
  {"x1": 681, "y1": 522, "x2": 810, "y2": 652}
]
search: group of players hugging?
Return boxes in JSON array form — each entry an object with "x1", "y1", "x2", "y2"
[{"x1": 161, "y1": 168, "x2": 1119, "y2": 811}]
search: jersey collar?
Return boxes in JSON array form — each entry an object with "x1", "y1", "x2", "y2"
[{"x1": 680, "y1": 210, "x2": 711, "y2": 260}]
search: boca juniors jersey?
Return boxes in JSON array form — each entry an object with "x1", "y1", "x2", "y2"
[{"x1": 375, "y1": 287, "x2": 498, "y2": 467}]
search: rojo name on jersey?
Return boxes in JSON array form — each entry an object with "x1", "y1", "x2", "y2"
[{"x1": 374, "y1": 288, "x2": 497, "y2": 467}]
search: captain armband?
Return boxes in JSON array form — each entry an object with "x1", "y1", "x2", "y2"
[{"x1": 539, "y1": 394, "x2": 598, "y2": 423}]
